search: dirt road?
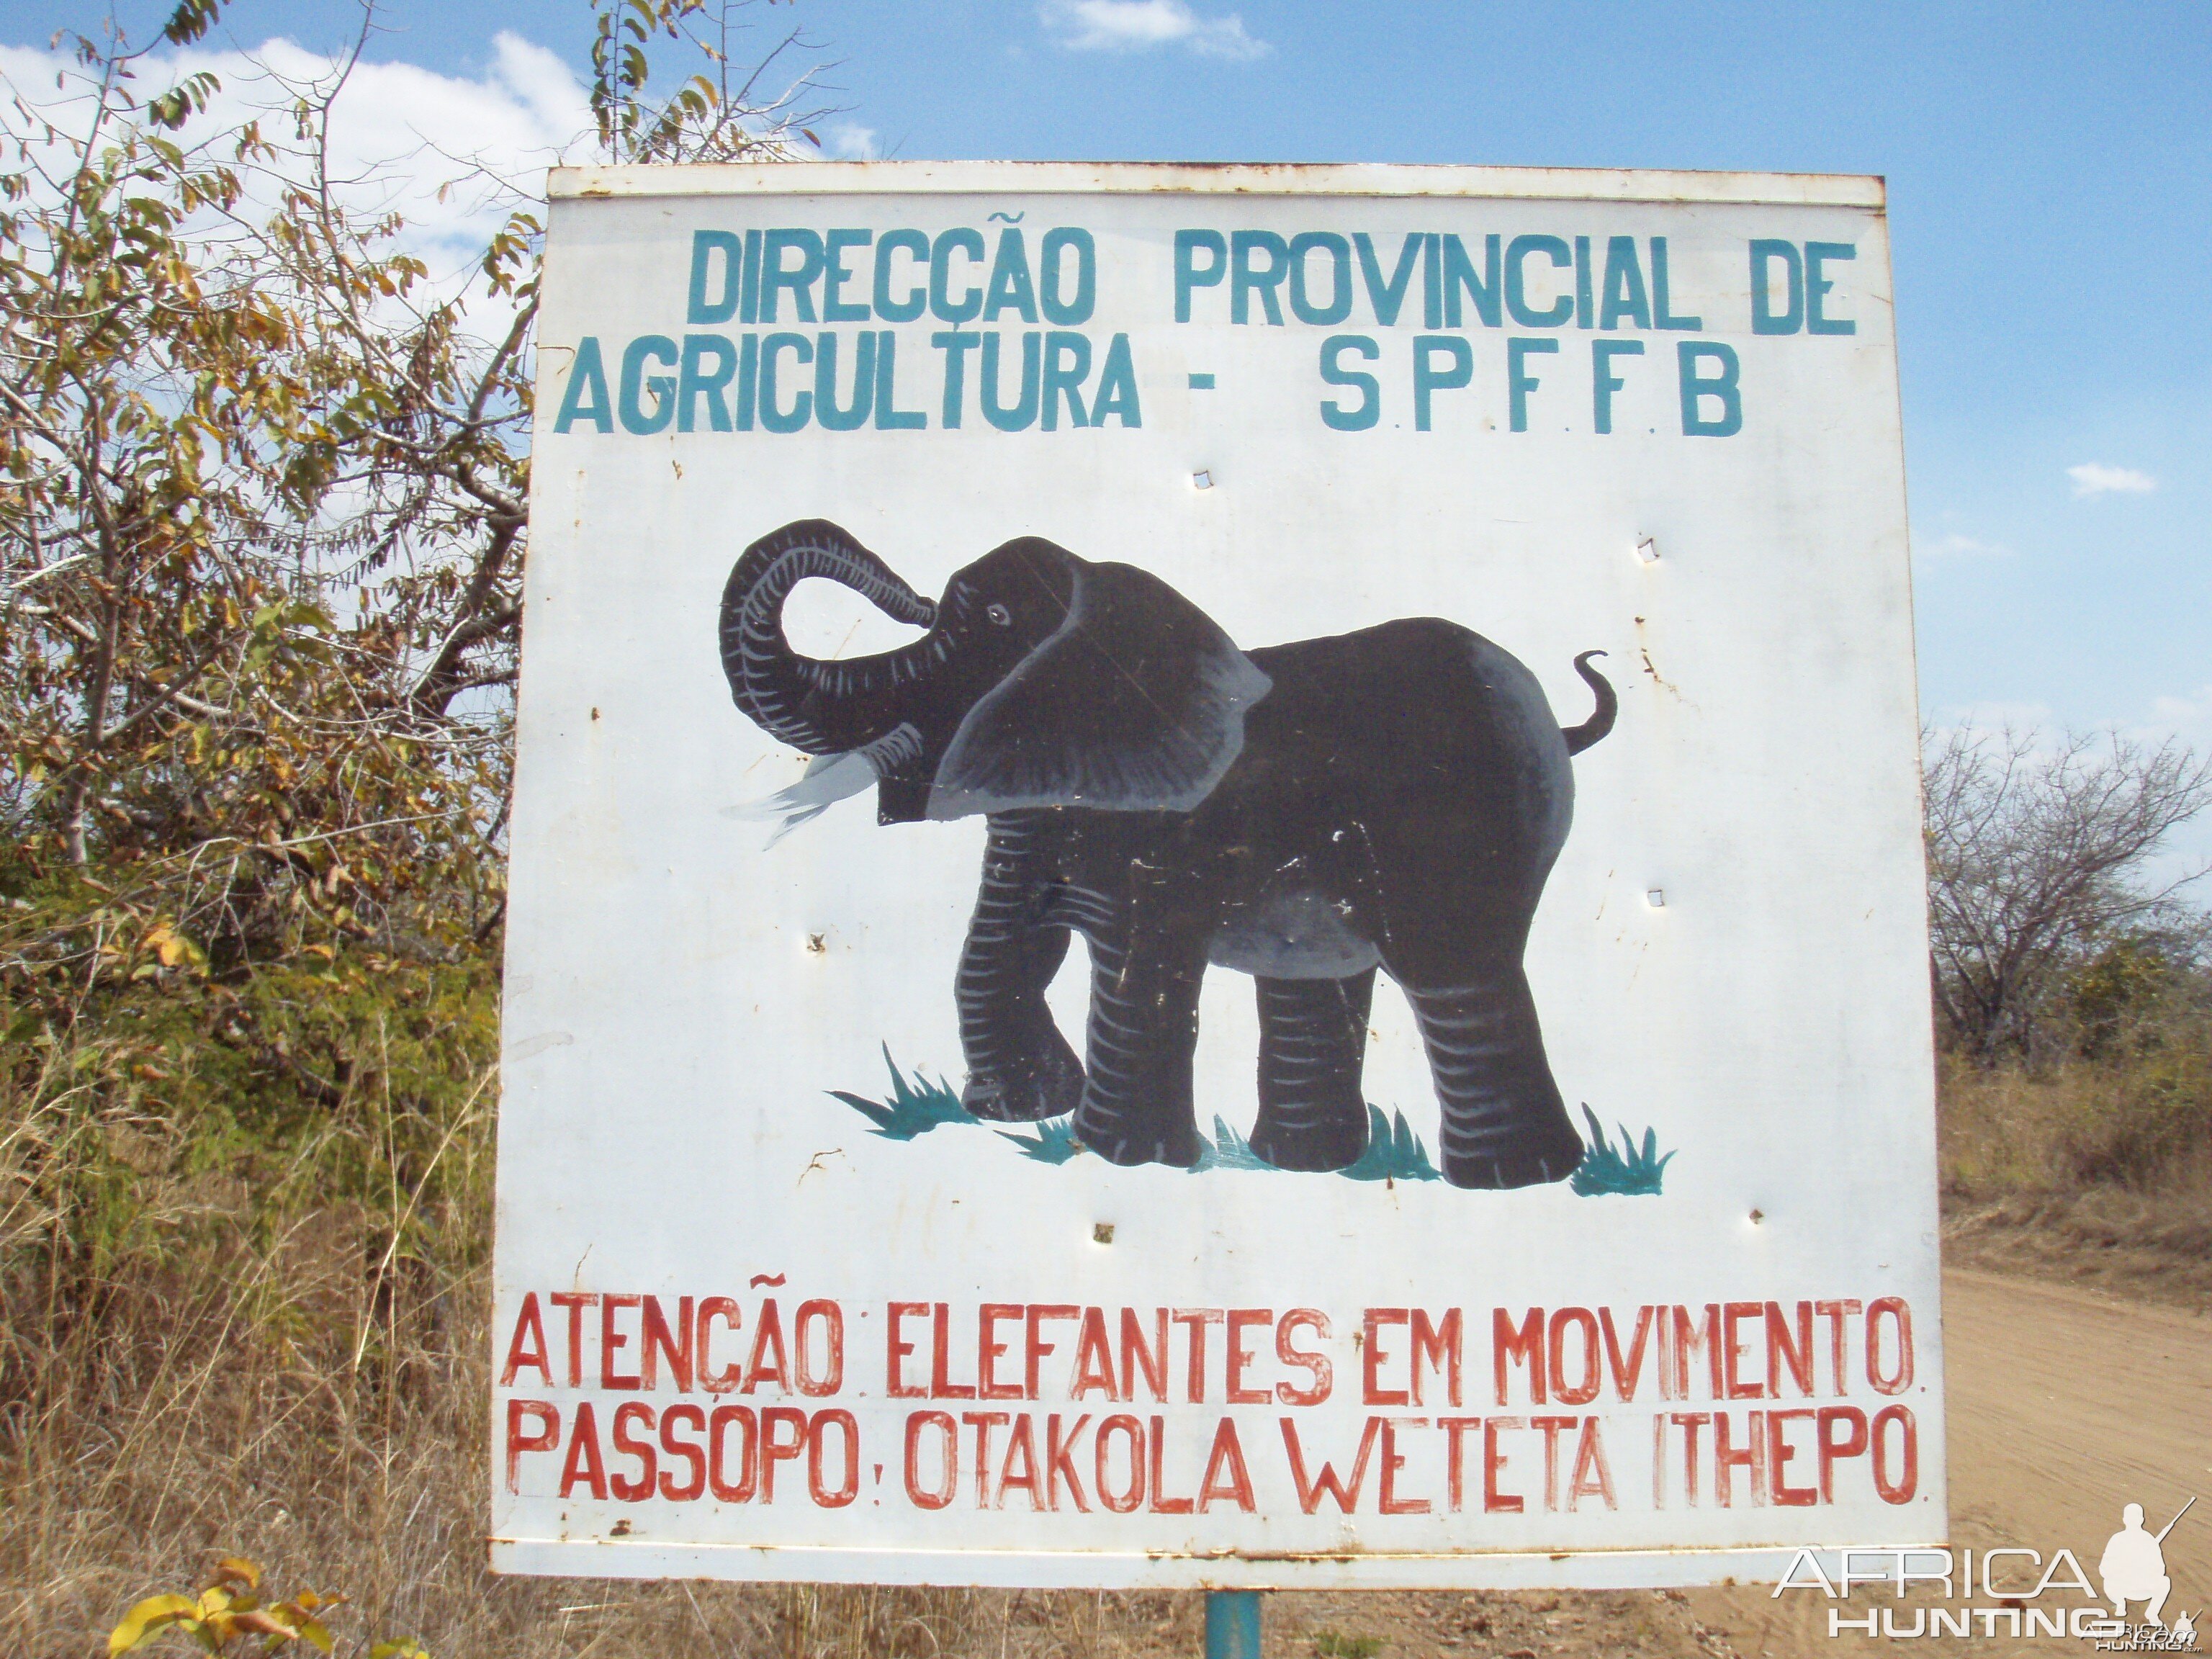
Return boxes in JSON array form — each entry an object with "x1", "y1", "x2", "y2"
[
  {"x1": 1693, "y1": 1268, "x2": 2212, "y2": 1656},
  {"x1": 1263, "y1": 1267, "x2": 2212, "y2": 1659}
]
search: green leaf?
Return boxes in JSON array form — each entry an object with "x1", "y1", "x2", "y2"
[
  {"x1": 145, "y1": 70, "x2": 222, "y2": 129},
  {"x1": 161, "y1": 1, "x2": 230, "y2": 48}
]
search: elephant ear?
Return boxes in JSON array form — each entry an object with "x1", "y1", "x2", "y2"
[{"x1": 929, "y1": 561, "x2": 1272, "y2": 817}]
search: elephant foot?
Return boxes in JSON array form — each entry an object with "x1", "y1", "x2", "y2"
[
  {"x1": 962, "y1": 1042, "x2": 1084, "y2": 1123},
  {"x1": 1440, "y1": 1116, "x2": 1586, "y2": 1190},
  {"x1": 1406, "y1": 972, "x2": 1583, "y2": 1192},
  {"x1": 1072, "y1": 1106, "x2": 1203, "y2": 1169},
  {"x1": 1249, "y1": 1112, "x2": 1367, "y2": 1173},
  {"x1": 1251, "y1": 970, "x2": 1375, "y2": 1172}
]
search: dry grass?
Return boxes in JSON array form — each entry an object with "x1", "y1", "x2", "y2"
[
  {"x1": 1938, "y1": 1033, "x2": 2212, "y2": 1309},
  {"x1": 1938, "y1": 1046, "x2": 2212, "y2": 1197}
]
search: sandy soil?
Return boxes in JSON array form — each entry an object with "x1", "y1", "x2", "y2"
[
  {"x1": 1247, "y1": 1267, "x2": 2212, "y2": 1659},
  {"x1": 1944, "y1": 1197, "x2": 2212, "y2": 1313}
]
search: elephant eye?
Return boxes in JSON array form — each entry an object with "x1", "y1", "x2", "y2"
[{"x1": 985, "y1": 603, "x2": 1012, "y2": 626}]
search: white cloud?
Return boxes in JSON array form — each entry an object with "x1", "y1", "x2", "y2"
[
  {"x1": 2147, "y1": 687, "x2": 2212, "y2": 732},
  {"x1": 2067, "y1": 462, "x2": 2157, "y2": 497},
  {"x1": 0, "y1": 32, "x2": 592, "y2": 284},
  {"x1": 1920, "y1": 532, "x2": 2012, "y2": 559},
  {"x1": 820, "y1": 121, "x2": 880, "y2": 160},
  {"x1": 1925, "y1": 701, "x2": 2054, "y2": 740},
  {"x1": 1040, "y1": 0, "x2": 1269, "y2": 60}
]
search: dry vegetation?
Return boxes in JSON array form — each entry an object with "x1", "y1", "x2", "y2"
[
  {"x1": 1939, "y1": 1035, "x2": 2212, "y2": 1308},
  {"x1": 1924, "y1": 723, "x2": 2212, "y2": 1302}
]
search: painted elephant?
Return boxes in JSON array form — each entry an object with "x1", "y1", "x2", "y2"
[{"x1": 719, "y1": 519, "x2": 1616, "y2": 1190}]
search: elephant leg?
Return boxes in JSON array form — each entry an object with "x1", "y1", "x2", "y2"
[
  {"x1": 1248, "y1": 970, "x2": 1375, "y2": 1172},
  {"x1": 1403, "y1": 964, "x2": 1585, "y2": 1190},
  {"x1": 1071, "y1": 922, "x2": 1209, "y2": 1169},
  {"x1": 956, "y1": 818, "x2": 1084, "y2": 1123}
]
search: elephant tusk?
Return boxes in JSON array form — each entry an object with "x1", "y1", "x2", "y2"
[
  {"x1": 724, "y1": 750, "x2": 878, "y2": 845},
  {"x1": 724, "y1": 723, "x2": 927, "y2": 846}
]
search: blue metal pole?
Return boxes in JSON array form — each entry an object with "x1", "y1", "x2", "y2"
[{"x1": 1204, "y1": 1590, "x2": 1262, "y2": 1659}]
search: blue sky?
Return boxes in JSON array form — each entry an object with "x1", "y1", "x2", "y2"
[{"x1": 12, "y1": 0, "x2": 2209, "y2": 748}]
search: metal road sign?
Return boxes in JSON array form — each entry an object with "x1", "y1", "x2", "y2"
[{"x1": 493, "y1": 161, "x2": 1941, "y2": 1588}]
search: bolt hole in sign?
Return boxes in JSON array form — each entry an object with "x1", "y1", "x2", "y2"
[{"x1": 494, "y1": 163, "x2": 1937, "y2": 1589}]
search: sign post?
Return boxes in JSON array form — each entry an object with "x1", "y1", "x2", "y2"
[
  {"x1": 1206, "y1": 1590, "x2": 1263, "y2": 1659},
  {"x1": 493, "y1": 161, "x2": 1941, "y2": 1592}
]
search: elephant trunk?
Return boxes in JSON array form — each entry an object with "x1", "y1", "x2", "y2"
[{"x1": 719, "y1": 520, "x2": 945, "y2": 755}]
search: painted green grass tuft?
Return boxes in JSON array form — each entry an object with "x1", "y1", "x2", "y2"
[
  {"x1": 1341, "y1": 1104, "x2": 1443, "y2": 1183},
  {"x1": 827, "y1": 1045, "x2": 974, "y2": 1140},
  {"x1": 829, "y1": 1050, "x2": 1626, "y2": 1195},
  {"x1": 1570, "y1": 1104, "x2": 1677, "y2": 1196},
  {"x1": 1192, "y1": 1115, "x2": 1279, "y2": 1172},
  {"x1": 997, "y1": 1117, "x2": 1082, "y2": 1164}
]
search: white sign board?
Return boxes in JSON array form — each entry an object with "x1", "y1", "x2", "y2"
[{"x1": 493, "y1": 161, "x2": 1941, "y2": 1589}]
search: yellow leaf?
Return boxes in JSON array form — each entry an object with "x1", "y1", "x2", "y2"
[
  {"x1": 212, "y1": 1557, "x2": 261, "y2": 1590},
  {"x1": 297, "y1": 1616, "x2": 336, "y2": 1653},
  {"x1": 196, "y1": 1586, "x2": 233, "y2": 1619},
  {"x1": 139, "y1": 920, "x2": 209, "y2": 971},
  {"x1": 109, "y1": 1594, "x2": 197, "y2": 1655}
]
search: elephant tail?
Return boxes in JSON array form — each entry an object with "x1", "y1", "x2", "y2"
[{"x1": 1561, "y1": 650, "x2": 1617, "y2": 755}]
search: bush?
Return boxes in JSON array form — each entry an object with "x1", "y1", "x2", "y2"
[{"x1": 1939, "y1": 1012, "x2": 2212, "y2": 1199}]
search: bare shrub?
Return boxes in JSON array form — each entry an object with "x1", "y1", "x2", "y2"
[{"x1": 1923, "y1": 724, "x2": 2212, "y2": 1063}]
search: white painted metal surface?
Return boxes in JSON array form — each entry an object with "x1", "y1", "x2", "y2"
[
  {"x1": 494, "y1": 161, "x2": 1938, "y2": 1588},
  {"x1": 552, "y1": 159, "x2": 1886, "y2": 206}
]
